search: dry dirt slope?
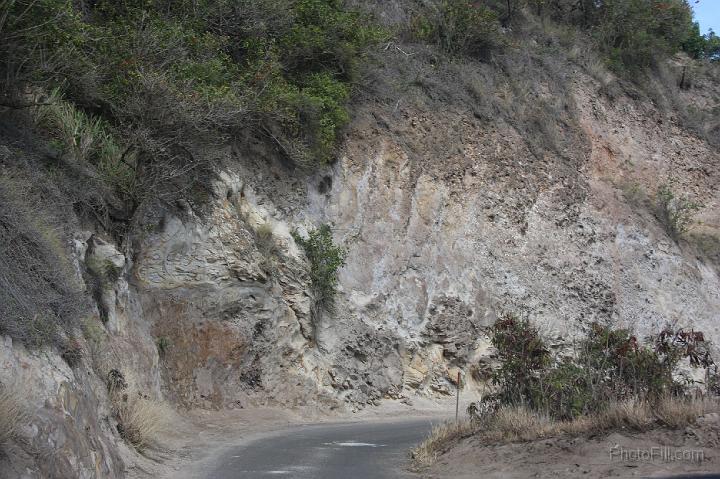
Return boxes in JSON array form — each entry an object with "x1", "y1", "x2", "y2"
[{"x1": 422, "y1": 414, "x2": 720, "y2": 478}]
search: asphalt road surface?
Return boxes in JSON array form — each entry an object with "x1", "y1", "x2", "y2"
[{"x1": 206, "y1": 418, "x2": 435, "y2": 479}]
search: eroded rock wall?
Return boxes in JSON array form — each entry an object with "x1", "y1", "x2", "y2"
[{"x1": 305, "y1": 66, "x2": 720, "y2": 397}]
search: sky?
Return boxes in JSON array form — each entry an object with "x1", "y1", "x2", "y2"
[{"x1": 691, "y1": 0, "x2": 720, "y2": 34}]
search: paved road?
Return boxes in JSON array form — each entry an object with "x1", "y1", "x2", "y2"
[{"x1": 206, "y1": 418, "x2": 436, "y2": 479}]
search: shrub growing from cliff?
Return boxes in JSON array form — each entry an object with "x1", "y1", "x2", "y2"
[
  {"x1": 292, "y1": 224, "x2": 347, "y2": 316},
  {"x1": 112, "y1": 393, "x2": 173, "y2": 450},
  {"x1": 410, "y1": 0, "x2": 504, "y2": 59},
  {"x1": 655, "y1": 184, "x2": 702, "y2": 239}
]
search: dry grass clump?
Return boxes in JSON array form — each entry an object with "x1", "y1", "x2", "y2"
[
  {"x1": 113, "y1": 394, "x2": 173, "y2": 450},
  {"x1": 412, "y1": 396, "x2": 720, "y2": 468},
  {"x1": 653, "y1": 395, "x2": 719, "y2": 428},
  {"x1": 0, "y1": 384, "x2": 27, "y2": 448},
  {"x1": 411, "y1": 419, "x2": 477, "y2": 468},
  {"x1": 487, "y1": 406, "x2": 551, "y2": 441},
  {"x1": 107, "y1": 370, "x2": 173, "y2": 451},
  {"x1": 596, "y1": 398, "x2": 654, "y2": 430}
]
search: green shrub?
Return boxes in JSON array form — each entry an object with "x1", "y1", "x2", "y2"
[
  {"x1": 292, "y1": 224, "x2": 347, "y2": 316},
  {"x1": 483, "y1": 316, "x2": 713, "y2": 421},
  {"x1": 410, "y1": 0, "x2": 504, "y2": 58},
  {"x1": 156, "y1": 337, "x2": 171, "y2": 358},
  {"x1": 0, "y1": 0, "x2": 387, "y2": 227},
  {"x1": 541, "y1": 360, "x2": 595, "y2": 419},
  {"x1": 251, "y1": 221, "x2": 280, "y2": 275},
  {"x1": 488, "y1": 313, "x2": 551, "y2": 407},
  {"x1": 578, "y1": 323, "x2": 676, "y2": 402},
  {"x1": 655, "y1": 184, "x2": 701, "y2": 238},
  {"x1": 86, "y1": 257, "x2": 123, "y2": 286},
  {"x1": 61, "y1": 338, "x2": 84, "y2": 368}
]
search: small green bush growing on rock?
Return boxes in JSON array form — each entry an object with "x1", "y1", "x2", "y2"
[
  {"x1": 61, "y1": 338, "x2": 84, "y2": 368},
  {"x1": 105, "y1": 369, "x2": 172, "y2": 450},
  {"x1": 292, "y1": 224, "x2": 347, "y2": 315},
  {"x1": 86, "y1": 256, "x2": 123, "y2": 287},
  {"x1": 253, "y1": 222, "x2": 278, "y2": 258},
  {"x1": 655, "y1": 184, "x2": 702, "y2": 239},
  {"x1": 156, "y1": 337, "x2": 171, "y2": 359}
]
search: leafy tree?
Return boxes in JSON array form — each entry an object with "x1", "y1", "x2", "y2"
[
  {"x1": 704, "y1": 29, "x2": 720, "y2": 60},
  {"x1": 532, "y1": 0, "x2": 704, "y2": 72},
  {"x1": 594, "y1": 0, "x2": 696, "y2": 72}
]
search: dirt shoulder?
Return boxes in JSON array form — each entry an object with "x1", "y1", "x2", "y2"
[{"x1": 421, "y1": 413, "x2": 720, "y2": 479}]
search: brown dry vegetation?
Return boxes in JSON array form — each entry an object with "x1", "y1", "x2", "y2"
[
  {"x1": 411, "y1": 396, "x2": 720, "y2": 468},
  {"x1": 0, "y1": 384, "x2": 27, "y2": 448},
  {"x1": 112, "y1": 393, "x2": 174, "y2": 450}
]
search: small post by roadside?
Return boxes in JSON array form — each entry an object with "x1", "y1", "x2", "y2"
[{"x1": 455, "y1": 370, "x2": 461, "y2": 422}]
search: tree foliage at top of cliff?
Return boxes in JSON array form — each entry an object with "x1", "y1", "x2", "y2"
[
  {"x1": 0, "y1": 0, "x2": 386, "y2": 189},
  {"x1": 409, "y1": 0, "x2": 506, "y2": 59},
  {"x1": 409, "y1": 0, "x2": 715, "y2": 71},
  {"x1": 525, "y1": 0, "x2": 718, "y2": 72}
]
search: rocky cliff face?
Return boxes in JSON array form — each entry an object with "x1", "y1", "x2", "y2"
[
  {"x1": 1, "y1": 33, "x2": 719, "y2": 479},
  {"x1": 311, "y1": 63, "x2": 720, "y2": 396}
]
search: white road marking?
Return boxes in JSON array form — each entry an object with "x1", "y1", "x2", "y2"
[{"x1": 323, "y1": 441, "x2": 386, "y2": 447}]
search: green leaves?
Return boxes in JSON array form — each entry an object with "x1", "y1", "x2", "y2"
[
  {"x1": 587, "y1": 0, "x2": 698, "y2": 73},
  {"x1": 292, "y1": 224, "x2": 347, "y2": 314},
  {"x1": 1, "y1": 0, "x2": 386, "y2": 172},
  {"x1": 485, "y1": 316, "x2": 711, "y2": 420}
]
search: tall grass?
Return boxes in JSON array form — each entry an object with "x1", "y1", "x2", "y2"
[
  {"x1": 31, "y1": 89, "x2": 137, "y2": 197},
  {"x1": 107, "y1": 371, "x2": 173, "y2": 451},
  {"x1": 113, "y1": 394, "x2": 173, "y2": 450}
]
